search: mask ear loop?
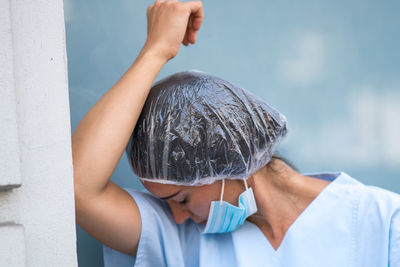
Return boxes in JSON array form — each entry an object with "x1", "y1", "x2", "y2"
[
  {"x1": 243, "y1": 178, "x2": 249, "y2": 191},
  {"x1": 243, "y1": 178, "x2": 251, "y2": 199},
  {"x1": 219, "y1": 179, "x2": 225, "y2": 205}
]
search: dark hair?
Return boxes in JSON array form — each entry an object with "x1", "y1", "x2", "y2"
[
  {"x1": 126, "y1": 70, "x2": 288, "y2": 185},
  {"x1": 267, "y1": 154, "x2": 299, "y2": 174}
]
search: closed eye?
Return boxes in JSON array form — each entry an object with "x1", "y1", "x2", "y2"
[{"x1": 178, "y1": 197, "x2": 187, "y2": 205}]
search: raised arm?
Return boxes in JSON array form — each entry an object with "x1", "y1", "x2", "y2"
[{"x1": 72, "y1": 0, "x2": 203, "y2": 256}]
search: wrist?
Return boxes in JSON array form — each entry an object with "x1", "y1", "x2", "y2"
[
  {"x1": 125, "y1": 45, "x2": 168, "y2": 82},
  {"x1": 138, "y1": 44, "x2": 170, "y2": 65}
]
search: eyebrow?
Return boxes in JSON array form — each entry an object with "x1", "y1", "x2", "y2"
[{"x1": 159, "y1": 190, "x2": 181, "y2": 200}]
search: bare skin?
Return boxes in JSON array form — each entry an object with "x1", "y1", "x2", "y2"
[
  {"x1": 143, "y1": 161, "x2": 330, "y2": 250},
  {"x1": 72, "y1": 0, "x2": 329, "y2": 258},
  {"x1": 73, "y1": 0, "x2": 204, "y2": 256},
  {"x1": 246, "y1": 161, "x2": 330, "y2": 250}
]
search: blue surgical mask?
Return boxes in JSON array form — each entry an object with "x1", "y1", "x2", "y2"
[{"x1": 202, "y1": 178, "x2": 257, "y2": 234}]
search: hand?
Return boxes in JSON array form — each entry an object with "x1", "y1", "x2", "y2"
[{"x1": 142, "y1": 0, "x2": 204, "y2": 62}]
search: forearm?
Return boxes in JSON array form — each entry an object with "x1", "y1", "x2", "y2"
[{"x1": 72, "y1": 48, "x2": 167, "y2": 198}]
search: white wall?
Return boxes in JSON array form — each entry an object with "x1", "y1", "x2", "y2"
[{"x1": 0, "y1": 0, "x2": 77, "y2": 266}]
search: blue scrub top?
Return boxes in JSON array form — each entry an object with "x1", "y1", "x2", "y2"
[{"x1": 103, "y1": 172, "x2": 400, "y2": 267}]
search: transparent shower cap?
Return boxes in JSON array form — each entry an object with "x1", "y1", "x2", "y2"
[{"x1": 126, "y1": 70, "x2": 288, "y2": 186}]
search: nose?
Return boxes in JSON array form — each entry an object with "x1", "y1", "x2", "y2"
[{"x1": 168, "y1": 201, "x2": 191, "y2": 224}]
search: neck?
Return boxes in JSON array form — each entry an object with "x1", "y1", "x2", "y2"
[{"x1": 246, "y1": 161, "x2": 330, "y2": 249}]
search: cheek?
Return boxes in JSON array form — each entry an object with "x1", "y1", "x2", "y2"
[
  {"x1": 186, "y1": 183, "x2": 221, "y2": 219},
  {"x1": 187, "y1": 200, "x2": 212, "y2": 218}
]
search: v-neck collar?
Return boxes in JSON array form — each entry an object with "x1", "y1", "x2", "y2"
[{"x1": 232, "y1": 172, "x2": 348, "y2": 258}]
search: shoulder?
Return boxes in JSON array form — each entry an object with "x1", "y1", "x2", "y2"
[
  {"x1": 324, "y1": 172, "x2": 400, "y2": 237},
  {"x1": 342, "y1": 173, "x2": 400, "y2": 256},
  {"x1": 335, "y1": 173, "x2": 400, "y2": 265},
  {"x1": 356, "y1": 182, "x2": 400, "y2": 239},
  {"x1": 357, "y1": 181, "x2": 400, "y2": 219},
  {"x1": 359, "y1": 186, "x2": 400, "y2": 266},
  {"x1": 122, "y1": 188, "x2": 199, "y2": 240},
  {"x1": 124, "y1": 188, "x2": 169, "y2": 213},
  {"x1": 329, "y1": 172, "x2": 400, "y2": 214},
  {"x1": 103, "y1": 188, "x2": 199, "y2": 267},
  {"x1": 123, "y1": 188, "x2": 181, "y2": 231},
  {"x1": 359, "y1": 184, "x2": 400, "y2": 264},
  {"x1": 335, "y1": 172, "x2": 400, "y2": 217}
]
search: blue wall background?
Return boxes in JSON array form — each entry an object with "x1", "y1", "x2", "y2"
[{"x1": 64, "y1": 0, "x2": 400, "y2": 266}]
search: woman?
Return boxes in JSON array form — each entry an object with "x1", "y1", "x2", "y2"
[{"x1": 72, "y1": 1, "x2": 400, "y2": 266}]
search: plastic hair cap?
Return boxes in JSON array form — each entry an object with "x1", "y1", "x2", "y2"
[{"x1": 126, "y1": 70, "x2": 288, "y2": 185}]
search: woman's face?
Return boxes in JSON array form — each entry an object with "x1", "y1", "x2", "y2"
[{"x1": 143, "y1": 179, "x2": 246, "y2": 225}]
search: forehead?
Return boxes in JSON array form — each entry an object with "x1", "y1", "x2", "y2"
[
  {"x1": 142, "y1": 181, "x2": 185, "y2": 197},
  {"x1": 142, "y1": 180, "x2": 221, "y2": 198}
]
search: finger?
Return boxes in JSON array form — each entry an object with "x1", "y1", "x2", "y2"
[
  {"x1": 189, "y1": 30, "x2": 197, "y2": 44},
  {"x1": 185, "y1": 19, "x2": 198, "y2": 44},
  {"x1": 181, "y1": 1, "x2": 204, "y2": 24},
  {"x1": 146, "y1": 4, "x2": 155, "y2": 31},
  {"x1": 182, "y1": 1, "x2": 203, "y2": 43},
  {"x1": 182, "y1": 33, "x2": 189, "y2": 46},
  {"x1": 187, "y1": 16, "x2": 198, "y2": 44},
  {"x1": 185, "y1": 15, "x2": 194, "y2": 44},
  {"x1": 147, "y1": 4, "x2": 153, "y2": 16},
  {"x1": 191, "y1": 12, "x2": 203, "y2": 31}
]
